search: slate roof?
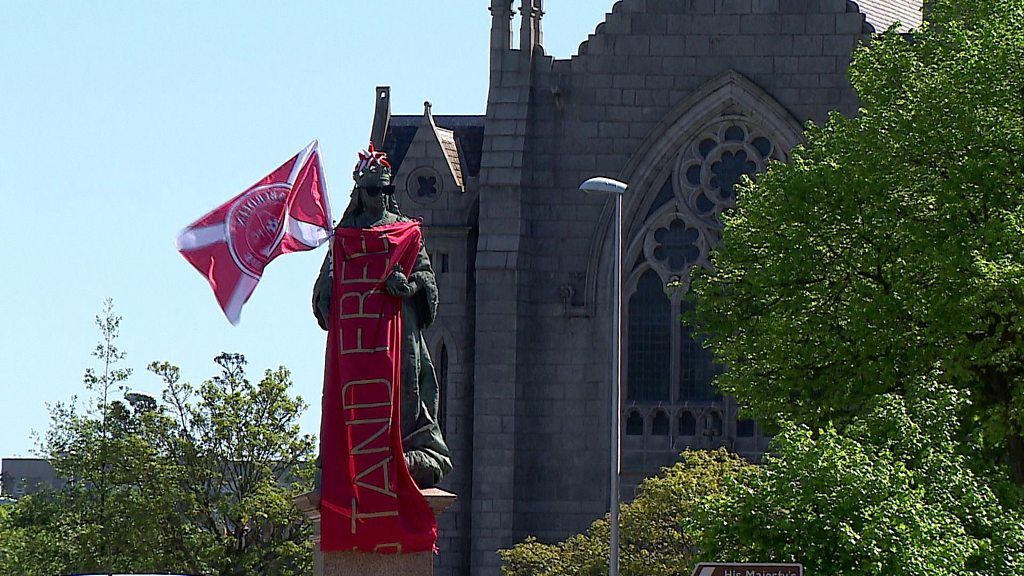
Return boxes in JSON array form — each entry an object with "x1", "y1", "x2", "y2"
[
  {"x1": 436, "y1": 126, "x2": 465, "y2": 189},
  {"x1": 383, "y1": 115, "x2": 485, "y2": 179},
  {"x1": 854, "y1": 0, "x2": 923, "y2": 33}
]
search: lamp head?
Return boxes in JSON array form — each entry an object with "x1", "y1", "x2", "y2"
[
  {"x1": 125, "y1": 391, "x2": 157, "y2": 412},
  {"x1": 579, "y1": 177, "x2": 628, "y2": 195}
]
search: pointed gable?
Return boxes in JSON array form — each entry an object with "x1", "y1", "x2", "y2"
[
  {"x1": 396, "y1": 101, "x2": 464, "y2": 195},
  {"x1": 383, "y1": 101, "x2": 489, "y2": 215},
  {"x1": 380, "y1": 99, "x2": 484, "y2": 192}
]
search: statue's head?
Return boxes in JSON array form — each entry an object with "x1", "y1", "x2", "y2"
[
  {"x1": 353, "y1": 143, "x2": 393, "y2": 190},
  {"x1": 342, "y1": 143, "x2": 401, "y2": 220}
]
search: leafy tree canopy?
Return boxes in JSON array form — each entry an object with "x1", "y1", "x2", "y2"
[
  {"x1": 692, "y1": 0, "x2": 1024, "y2": 484},
  {"x1": 0, "y1": 301, "x2": 315, "y2": 576},
  {"x1": 500, "y1": 450, "x2": 751, "y2": 576},
  {"x1": 698, "y1": 379, "x2": 1024, "y2": 576}
]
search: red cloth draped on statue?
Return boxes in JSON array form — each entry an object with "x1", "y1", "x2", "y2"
[{"x1": 320, "y1": 220, "x2": 437, "y2": 553}]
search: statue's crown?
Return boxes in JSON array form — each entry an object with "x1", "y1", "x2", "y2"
[{"x1": 353, "y1": 143, "x2": 392, "y2": 188}]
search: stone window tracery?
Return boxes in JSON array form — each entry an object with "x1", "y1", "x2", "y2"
[
  {"x1": 676, "y1": 120, "x2": 777, "y2": 224},
  {"x1": 711, "y1": 149, "x2": 756, "y2": 199},
  {"x1": 405, "y1": 165, "x2": 443, "y2": 205},
  {"x1": 417, "y1": 175, "x2": 439, "y2": 198},
  {"x1": 652, "y1": 220, "x2": 700, "y2": 271},
  {"x1": 625, "y1": 117, "x2": 779, "y2": 407}
]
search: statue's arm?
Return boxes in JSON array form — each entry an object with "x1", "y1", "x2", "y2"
[
  {"x1": 384, "y1": 239, "x2": 438, "y2": 327},
  {"x1": 408, "y1": 241, "x2": 438, "y2": 328},
  {"x1": 312, "y1": 247, "x2": 332, "y2": 331}
]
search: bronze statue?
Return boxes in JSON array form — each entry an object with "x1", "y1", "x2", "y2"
[{"x1": 313, "y1": 149, "x2": 452, "y2": 488}]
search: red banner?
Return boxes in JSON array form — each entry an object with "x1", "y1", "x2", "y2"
[{"x1": 320, "y1": 220, "x2": 437, "y2": 553}]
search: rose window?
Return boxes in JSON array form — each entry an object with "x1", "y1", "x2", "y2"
[{"x1": 677, "y1": 122, "x2": 775, "y2": 219}]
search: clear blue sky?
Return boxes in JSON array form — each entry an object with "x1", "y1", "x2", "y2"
[{"x1": 0, "y1": 1, "x2": 613, "y2": 458}]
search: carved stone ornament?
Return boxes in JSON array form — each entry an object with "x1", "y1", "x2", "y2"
[{"x1": 406, "y1": 165, "x2": 443, "y2": 205}]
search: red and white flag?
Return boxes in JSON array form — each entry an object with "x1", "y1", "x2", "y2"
[{"x1": 176, "y1": 140, "x2": 332, "y2": 324}]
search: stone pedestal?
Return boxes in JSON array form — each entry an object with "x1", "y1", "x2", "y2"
[{"x1": 294, "y1": 488, "x2": 457, "y2": 576}]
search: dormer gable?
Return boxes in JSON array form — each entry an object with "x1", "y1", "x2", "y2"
[{"x1": 393, "y1": 101, "x2": 468, "y2": 210}]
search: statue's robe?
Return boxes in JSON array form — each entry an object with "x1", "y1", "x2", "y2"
[{"x1": 314, "y1": 214, "x2": 452, "y2": 488}]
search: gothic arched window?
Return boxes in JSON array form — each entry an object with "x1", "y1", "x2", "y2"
[
  {"x1": 678, "y1": 411, "x2": 697, "y2": 436},
  {"x1": 625, "y1": 118, "x2": 777, "y2": 407},
  {"x1": 652, "y1": 410, "x2": 670, "y2": 436},
  {"x1": 737, "y1": 418, "x2": 756, "y2": 438},
  {"x1": 625, "y1": 410, "x2": 645, "y2": 436},
  {"x1": 626, "y1": 269, "x2": 671, "y2": 401},
  {"x1": 705, "y1": 411, "x2": 724, "y2": 438}
]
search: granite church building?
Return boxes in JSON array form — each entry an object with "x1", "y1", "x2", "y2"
[{"x1": 365, "y1": 1, "x2": 922, "y2": 574}]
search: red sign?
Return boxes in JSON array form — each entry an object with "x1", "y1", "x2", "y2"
[{"x1": 692, "y1": 563, "x2": 803, "y2": 576}]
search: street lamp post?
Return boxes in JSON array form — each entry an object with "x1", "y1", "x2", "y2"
[{"x1": 579, "y1": 176, "x2": 628, "y2": 576}]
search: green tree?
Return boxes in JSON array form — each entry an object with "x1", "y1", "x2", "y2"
[
  {"x1": 0, "y1": 301, "x2": 207, "y2": 575},
  {"x1": 0, "y1": 505, "x2": 21, "y2": 573},
  {"x1": 697, "y1": 380, "x2": 1024, "y2": 576},
  {"x1": 83, "y1": 298, "x2": 134, "y2": 570},
  {"x1": 691, "y1": 0, "x2": 1024, "y2": 484},
  {"x1": 150, "y1": 353, "x2": 316, "y2": 575},
  {"x1": 0, "y1": 303, "x2": 315, "y2": 576},
  {"x1": 499, "y1": 450, "x2": 751, "y2": 576}
]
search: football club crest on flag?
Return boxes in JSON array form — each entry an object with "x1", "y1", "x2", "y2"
[{"x1": 177, "y1": 140, "x2": 332, "y2": 324}]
